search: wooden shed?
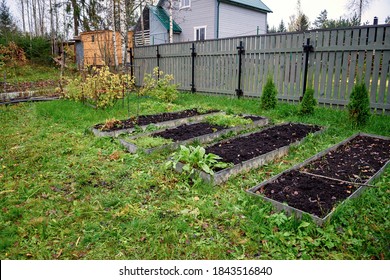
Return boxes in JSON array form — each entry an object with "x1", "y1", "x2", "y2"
[{"x1": 75, "y1": 30, "x2": 134, "y2": 67}]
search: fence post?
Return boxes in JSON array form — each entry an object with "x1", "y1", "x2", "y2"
[
  {"x1": 129, "y1": 48, "x2": 134, "y2": 78},
  {"x1": 302, "y1": 38, "x2": 314, "y2": 99},
  {"x1": 236, "y1": 41, "x2": 245, "y2": 98},
  {"x1": 191, "y1": 43, "x2": 197, "y2": 93},
  {"x1": 156, "y1": 45, "x2": 161, "y2": 80}
]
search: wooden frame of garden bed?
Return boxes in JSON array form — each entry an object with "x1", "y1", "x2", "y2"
[
  {"x1": 247, "y1": 132, "x2": 390, "y2": 226},
  {"x1": 91, "y1": 110, "x2": 221, "y2": 137},
  {"x1": 173, "y1": 123, "x2": 325, "y2": 186},
  {"x1": 119, "y1": 115, "x2": 269, "y2": 154}
]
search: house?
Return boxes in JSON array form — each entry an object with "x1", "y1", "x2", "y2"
[
  {"x1": 74, "y1": 30, "x2": 134, "y2": 67},
  {"x1": 134, "y1": 0, "x2": 272, "y2": 46}
]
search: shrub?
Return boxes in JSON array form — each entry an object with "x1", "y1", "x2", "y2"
[
  {"x1": 260, "y1": 77, "x2": 278, "y2": 110},
  {"x1": 299, "y1": 88, "x2": 317, "y2": 115},
  {"x1": 61, "y1": 66, "x2": 135, "y2": 109},
  {"x1": 140, "y1": 67, "x2": 178, "y2": 103},
  {"x1": 347, "y1": 80, "x2": 370, "y2": 126}
]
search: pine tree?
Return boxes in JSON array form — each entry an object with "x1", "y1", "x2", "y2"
[
  {"x1": 0, "y1": 0, "x2": 15, "y2": 34},
  {"x1": 313, "y1": 10, "x2": 328, "y2": 29},
  {"x1": 277, "y1": 20, "x2": 286, "y2": 33}
]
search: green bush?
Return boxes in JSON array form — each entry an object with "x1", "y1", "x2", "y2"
[
  {"x1": 1, "y1": 34, "x2": 52, "y2": 65},
  {"x1": 299, "y1": 88, "x2": 317, "y2": 115},
  {"x1": 260, "y1": 77, "x2": 278, "y2": 110},
  {"x1": 61, "y1": 66, "x2": 135, "y2": 109},
  {"x1": 347, "y1": 80, "x2": 370, "y2": 126},
  {"x1": 140, "y1": 67, "x2": 178, "y2": 103}
]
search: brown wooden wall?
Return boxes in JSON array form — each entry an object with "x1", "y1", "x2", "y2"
[{"x1": 80, "y1": 30, "x2": 134, "y2": 66}]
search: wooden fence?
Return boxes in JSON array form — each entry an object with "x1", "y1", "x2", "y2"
[{"x1": 133, "y1": 24, "x2": 390, "y2": 113}]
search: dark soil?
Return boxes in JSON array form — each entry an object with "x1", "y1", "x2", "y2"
[
  {"x1": 95, "y1": 109, "x2": 218, "y2": 131},
  {"x1": 152, "y1": 122, "x2": 226, "y2": 141},
  {"x1": 258, "y1": 170, "x2": 356, "y2": 218},
  {"x1": 302, "y1": 135, "x2": 390, "y2": 183},
  {"x1": 206, "y1": 123, "x2": 322, "y2": 165},
  {"x1": 151, "y1": 115, "x2": 264, "y2": 142},
  {"x1": 258, "y1": 134, "x2": 390, "y2": 218}
]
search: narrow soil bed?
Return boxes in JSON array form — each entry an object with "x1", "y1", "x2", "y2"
[
  {"x1": 152, "y1": 116, "x2": 264, "y2": 142},
  {"x1": 302, "y1": 135, "x2": 390, "y2": 183},
  {"x1": 206, "y1": 123, "x2": 322, "y2": 165},
  {"x1": 152, "y1": 122, "x2": 226, "y2": 141},
  {"x1": 259, "y1": 170, "x2": 357, "y2": 218},
  {"x1": 94, "y1": 109, "x2": 217, "y2": 131},
  {"x1": 252, "y1": 134, "x2": 390, "y2": 219}
]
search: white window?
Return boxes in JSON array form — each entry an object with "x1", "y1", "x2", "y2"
[
  {"x1": 194, "y1": 26, "x2": 206, "y2": 41},
  {"x1": 180, "y1": 0, "x2": 190, "y2": 9}
]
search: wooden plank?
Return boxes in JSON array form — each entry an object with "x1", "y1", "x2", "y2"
[
  {"x1": 275, "y1": 34, "x2": 282, "y2": 95},
  {"x1": 325, "y1": 30, "x2": 337, "y2": 99},
  {"x1": 347, "y1": 28, "x2": 360, "y2": 96},
  {"x1": 313, "y1": 31, "x2": 323, "y2": 99},
  {"x1": 289, "y1": 34, "x2": 298, "y2": 97},
  {"x1": 319, "y1": 31, "x2": 330, "y2": 100},
  {"x1": 283, "y1": 34, "x2": 292, "y2": 97},
  {"x1": 333, "y1": 29, "x2": 344, "y2": 100},
  {"x1": 371, "y1": 27, "x2": 385, "y2": 104},
  {"x1": 378, "y1": 27, "x2": 390, "y2": 105},
  {"x1": 364, "y1": 28, "x2": 376, "y2": 90},
  {"x1": 340, "y1": 29, "x2": 352, "y2": 101},
  {"x1": 295, "y1": 33, "x2": 304, "y2": 98}
]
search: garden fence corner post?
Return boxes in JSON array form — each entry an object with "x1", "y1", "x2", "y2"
[
  {"x1": 236, "y1": 40, "x2": 245, "y2": 98},
  {"x1": 302, "y1": 38, "x2": 314, "y2": 100},
  {"x1": 191, "y1": 42, "x2": 197, "y2": 93}
]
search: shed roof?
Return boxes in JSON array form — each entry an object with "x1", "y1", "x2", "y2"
[
  {"x1": 149, "y1": 5, "x2": 182, "y2": 33},
  {"x1": 220, "y1": 0, "x2": 272, "y2": 13}
]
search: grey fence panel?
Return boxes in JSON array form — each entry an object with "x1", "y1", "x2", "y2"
[{"x1": 134, "y1": 25, "x2": 390, "y2": 113}]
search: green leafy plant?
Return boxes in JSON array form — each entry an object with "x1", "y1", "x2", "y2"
[
  {"x1": 166, "y1": 145, "x2": 231, "y2": 176},
  {"x1": 299, "y1": 88, "x2": 317, "y2": 115},
  {"x1": 347, "y1": 80, "x2": 370, "y2": 126},
  {"x1": 260, "y1": 76, "x2": 278, "y2": 110},
  {"x1": 139, "y1": 67, "x2": 178, "y2": 103},
  {"x1": 61, "y1": 66, "x2": 135, "y2": 109},
  {"x1": 128, "y1": 136, "x2": 172, "y2": 149},
  {"x1": 205, "y1": 114, "x2": 252, "y2": 127}
]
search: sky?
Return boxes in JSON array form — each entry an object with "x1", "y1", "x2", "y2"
[
  {"x1": 265, "y1": 0, "x2": 390, "y2": 28},
  {"x1": 5, "y1": 0, "x2": 390, "y2": 30}
]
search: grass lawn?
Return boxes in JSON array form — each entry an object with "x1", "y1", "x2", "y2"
[{"x1": 1, "y1": 93, "x2": 389, "y2": 260}]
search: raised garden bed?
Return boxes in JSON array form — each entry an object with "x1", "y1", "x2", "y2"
[
  {"x1": 92, "y1": 108, "x2": 220, "y2": 137},
  {"x1": 174, "y1": 123, "x2": 324, "y2": 185},
  {"x1": 247, "y1": 133, "x2": 390, "y2": 225},
  {"x1": 119, "y1": 115, "x2": 268, "y2": 154}
]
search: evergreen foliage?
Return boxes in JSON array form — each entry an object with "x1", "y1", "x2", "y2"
[
  {"x1": 347, "y1": 80, "x2": 371, "y2": 126},
  {"x1": 299, "y1": 88, "x2": 317, "y2": 115},
  {"x1": 260, "y1": 77, "x2": 278, "y2": 110},
  {"x1": 0, "y1": 0, "x2": 15, "y2": 34}
]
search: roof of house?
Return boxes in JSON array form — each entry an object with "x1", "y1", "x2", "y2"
[
  {"x1": 149, "y1": 5, "x2": 182, "y2": 33},
  {"x1": 220, "y1": 0, "x2": 272, "y2": 13}
]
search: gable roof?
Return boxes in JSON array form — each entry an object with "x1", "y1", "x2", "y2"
[
  {"x1": 149, "y1": 5, "x2": 182, "y2": 33},
  {"x1": 220, "y1": 0, "x2": 272, "y2": 13}
]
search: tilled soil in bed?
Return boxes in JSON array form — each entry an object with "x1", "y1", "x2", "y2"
[
  {"x1": 152, "y1": 115, "x2": 264, "y2": 142},
  {"x1": 152, "y1": 122, "x2": 226, "y2": 141},
  {"x1": 94, "y1": 109, "x2": 217, "y2": 131},
  {"x1": 257, "y1": 134, "x2": 390, "y2": 218},
  {"x1": 206, "y1": 123, "x2": 322, "y2": 165},
  {"x1": 301, "y1": 135, "x2": 390, "y2": 183}
]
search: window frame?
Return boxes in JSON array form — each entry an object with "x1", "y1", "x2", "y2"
[
  {"x1": 194, "y1": 26, "x2": 207, "y2": 41},
  {"x1": 180, "y1": 0, "x2": 191, "y2": 9}
]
